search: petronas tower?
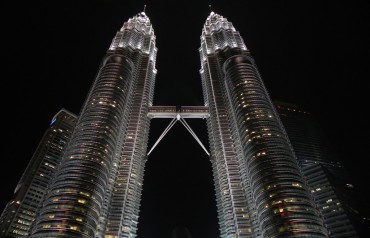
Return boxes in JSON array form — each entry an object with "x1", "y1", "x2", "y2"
[
  {"x1": 1, "y1": 10, "x2": 328, "y2": 238},
  {"x1": 30, "y1": 12, "x2": 157, "y2": 238},
  {"x1": 199, "y1": 12, "x2": 326, "y2": 237}
]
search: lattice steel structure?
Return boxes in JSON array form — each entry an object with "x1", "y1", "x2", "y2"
[{"x1": 199, "y1": 12, "x2": 327, "y2": 237}]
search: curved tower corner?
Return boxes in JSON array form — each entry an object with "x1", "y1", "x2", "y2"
[{"x1": 199, "y1": 11, "x2": 328, "y2": 237}]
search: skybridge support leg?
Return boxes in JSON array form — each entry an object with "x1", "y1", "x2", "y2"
[
  {"x1": 147, "y1": 117, "x2": 177, "y2": 156},
  {"x1": 179, "y1": 118, "x2": 210, "y2": 156},
  {"x1": 147, "y1": 114, "x2": 210, "y2": 157}
]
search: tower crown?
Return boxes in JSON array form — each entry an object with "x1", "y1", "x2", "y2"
[
  {"x1": 122, "y1": 11, "x2": 152, "y2": 32},
  {"x1": 109, "y1": 12, "x2": 156, "y2": 54},
  {"x1": 204, "y1": 11, "x2": 235, "y2": 33},
  {"x1": 200, "y1": 12, "x2": 247, "y2": 57}
]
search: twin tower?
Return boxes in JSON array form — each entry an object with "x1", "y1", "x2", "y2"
[{"x1": 28, "y1": 11, "x2": 328, "y2": 237}]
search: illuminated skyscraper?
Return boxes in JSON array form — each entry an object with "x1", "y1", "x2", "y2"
[
  {"x1": 30, "y1": 11, "x2": 157, "y2": 238},
  {"x1": 199, "y1": 12, "x2": 327, "y2": 237},
  {"x1": 1, "y1": 11, "x2": 330, "y2": 238},
  {"x1": 0, "y1": 109, "x2": 77, "y2": 237}
]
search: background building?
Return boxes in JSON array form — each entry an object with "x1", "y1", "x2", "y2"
[
  {"x1": 0, "y1": 109, "x2": 77, "y2": 237},
  {"x1": 275, "y1": 101, "x2": 370, "y2": 237}
]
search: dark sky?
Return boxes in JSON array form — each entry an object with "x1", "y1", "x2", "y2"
[{"x1": 1, "y1": 1, "x2": 370, "y2": 237}]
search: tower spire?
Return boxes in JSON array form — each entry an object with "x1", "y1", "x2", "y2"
[{"x1": 143, "y1": 4, "x2": 146, "y2": 13}]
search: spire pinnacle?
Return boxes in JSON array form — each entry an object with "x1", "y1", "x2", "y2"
[
  {"x1": 209, "y1": 4, "x2": 215, "y2": 15},
  {"x1": 143, "y1": 5, "x2": 146, "y2": 13}
]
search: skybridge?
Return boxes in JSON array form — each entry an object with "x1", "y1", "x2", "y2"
[
  {"x1": 147, "y1": 106, "x2": 210, "y2": 156},
  {"x1": 148, "y1": 106, "x2": 209, "y2": 119}
]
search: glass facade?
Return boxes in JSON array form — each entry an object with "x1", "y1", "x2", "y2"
[
  {"x1": 0, "y1": 109, "x2": 77, "y2": 237},
  {"x1": 275, "y1": 101, "x2": 359, "y2": 238}
]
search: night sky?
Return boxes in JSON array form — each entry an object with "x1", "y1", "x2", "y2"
[{"x1": 2, "y1": 1, "x2": 370, "y2": 237}]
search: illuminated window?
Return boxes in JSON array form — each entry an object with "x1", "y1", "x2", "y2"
[
  {"x1": 78, "y1": 199, "x2": 87, "y2": 204},
  {"x1": 70, "y1": 226, "x2": 79, "y2": 231}
]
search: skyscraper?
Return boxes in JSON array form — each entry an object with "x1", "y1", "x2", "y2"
[
  {"x1": 0, "y1": 109, "x2": 77, "y2": 237},
  {"x1": 274, "y1": 101, "x2": 366, "y2": 237},
  {"x1": 29, "y1": 11, "x2": 157, "y2": 238},
  {"x1": 2, "y1": 11, "x2": 330, "y2": 238},
  {"x1": 199, "y1": 12, "x2": 326, "y2": 237}
]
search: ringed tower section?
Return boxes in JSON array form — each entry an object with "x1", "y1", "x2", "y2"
[
  {"x1": 199, "y1": 11, "x2": 328, "y2": 237},
  {"x1": 30, "y1": 11, "x2": 157, "y2": 238}
]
